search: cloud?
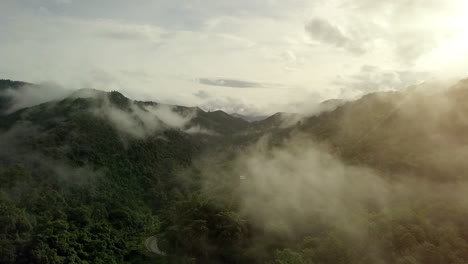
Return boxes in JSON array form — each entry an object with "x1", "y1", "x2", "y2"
[
  {"x1": 233, "y1": 138, "x2": 390, "y2": 233},
  {"x1": 193, "y1": 83, "x2": 468, "y2": 261},
  {"x1": 219, "y1": 135, "x2": 468, "y2": 257},
  {"x1": 305, "y1": 18, "x2": 365, "y2": 54},
  {"x1": 54, "y1": 0, "x2": 72, "y2": 4},
  {"x1": 198, "y1": 78, "x2": 272, "y2": 88},
  {"x1": 97, "y1": 102, "x2": 194, "y2": 138},
  {"x1": 198, "y1": 96, "x2": 263, "y2": 115},
  {"x1": 1, "y1": 0, "x2": 468, "y2": 115},
  {"x1": 195, "y1": 89, "x2": 341, "y2": 117},
  {"x1": 193, "y1": 90, "x2": 211, "y2": 99},
  {"x1": 99, "y1": 29, "x2": 151, "y2": 41},
  {"x1": 333, "y1": 65, "x2": 431, "y2": 97},
  {"x1": 72, "y1": 90, "x2": 211, "y2": 138},
  {"x1": 146, "y1": 104, "x2": 194, "y2": 128},
  {"x1": 0, "y1": 82, "x2": 73, "y2": 114},
  {"x1": 184, "y1": 125, "x2": 217, "y2": 135},
  {"x1": 394, "y1": 32, "x2": 439, "y2": 65},
  {"x1": 0, "y1": 123, "x2": 103, "y2": 186},
  {"x1": 304, "y1": 0, "x2": 467, "y2": 66},
  {"x1": 96, "y1": 22, "x2": 170, "y2": 44}
]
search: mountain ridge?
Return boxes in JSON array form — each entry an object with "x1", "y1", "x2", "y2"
[{"x1": 3, "y1": 78, "x2": 468, "y2": 263}]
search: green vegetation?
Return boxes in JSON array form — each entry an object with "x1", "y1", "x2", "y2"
[
  {"x1": 2, "y1": 79, "x2": 468, "y2": 263},
  {"x1": 0, "y1": 79, "x2": 31, "y2": 114},
  {"x1": 0, "y1": 84, "x2": 200, "y2": 263}
]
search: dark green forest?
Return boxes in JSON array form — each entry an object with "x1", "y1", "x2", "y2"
[{"x1": 1, "y1": 79, "x2": 468, "y2": 264}]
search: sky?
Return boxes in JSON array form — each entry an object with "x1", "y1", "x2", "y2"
[{"x1": 2, "y1": 0, "x2": 468, "y2": 115}]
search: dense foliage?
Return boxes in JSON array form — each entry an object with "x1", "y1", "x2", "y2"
[
  {"x1": 0, "y1": 86, "x2": 199, "y2": 263},
  {"x1": 2, "y1": 79, "x2": 468, "y2": 263}
]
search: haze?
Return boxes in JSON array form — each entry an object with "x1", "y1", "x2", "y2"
[{"x1": 2, "y1": 0, "x2": 468, "y2": 115}]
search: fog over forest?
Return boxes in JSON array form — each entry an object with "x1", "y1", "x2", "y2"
[{"x1": 2, "y1": 1, "x2": 468, "y2": 264}]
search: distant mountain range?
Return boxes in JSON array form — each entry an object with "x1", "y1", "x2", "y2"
[
  {"x1": 2, "y1": 78, "x2": 468, "y2": 264},
  {"x1": 229, "y1": 113, "x2": 269, "y2": 122}
]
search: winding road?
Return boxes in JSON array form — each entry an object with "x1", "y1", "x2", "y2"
[{"x1": 145, "y1": 236, "x2": 166, "y2": 256}]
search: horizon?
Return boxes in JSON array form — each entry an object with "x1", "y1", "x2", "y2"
[
  {"x1": 0, "y1": 77, "x2": 340, "y2": 117},
  {"x1": 2, "y1": 1, "x2": 468, "y2": 115},
  {"x1": 3, "y1": 2, "x2": 468, "y2": 263}
]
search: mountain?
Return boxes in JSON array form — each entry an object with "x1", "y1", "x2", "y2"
[
  {"x1": 279, "y1": 80, "x2": 468, "y2": 180},
  {"x1": 0, "y1": 81, "x2": 252, "y2": 264},
  {"x1": 230, "y1": 113, "x2": 269, "y2": 122},
  {"x1": 2, "y1": 79, "x2": 468, "y2": 264},
  {"x1": 0, "y1": 79, "x2": 31, "y2": 115}
]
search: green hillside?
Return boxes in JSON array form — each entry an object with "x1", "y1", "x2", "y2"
[{"x1": 2, "y1": 79, "x2": 468, "y2": 264}]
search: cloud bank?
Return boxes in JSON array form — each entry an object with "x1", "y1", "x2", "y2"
[{"x1": 2, "y1": 0, "x2": 468, "y2": 114}]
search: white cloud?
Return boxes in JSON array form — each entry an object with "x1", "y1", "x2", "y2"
[
  {"x1": 54, "y1": 0, "x2": 72, "y2": 4},
  {"x1": 332, "y1": 66, "x2": 431, "y2": 98},
  {"x1": 1, "y1": 0, "x2": 468, "y2": 114},
  {"x1": 0, "y1": 82, "x2": 73, "y2": 113},
  {"x1": 305, "y1": 18, "x2": 365, "y2": 54}
]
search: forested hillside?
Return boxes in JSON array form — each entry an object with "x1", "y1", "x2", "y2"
[{"x1": 2, "y1": 79, "x2": 468, "y2": 264}]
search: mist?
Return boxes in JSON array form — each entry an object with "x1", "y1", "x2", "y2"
[
  {"x1": 0, "y1": 82, "x2": 73, "y2": 114},
  {"x1": 70, "y1": 88, "x2": 212, "y2": 138},
  {"x1": 0, "y1": 123, "x2": 103, "y2": 186},
  {"x1": 190, "y1": 79, "x2": 468, "y2": 263},
  {"x1": 4, "y1": 1, "x2": 468, "y2": 263}
]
